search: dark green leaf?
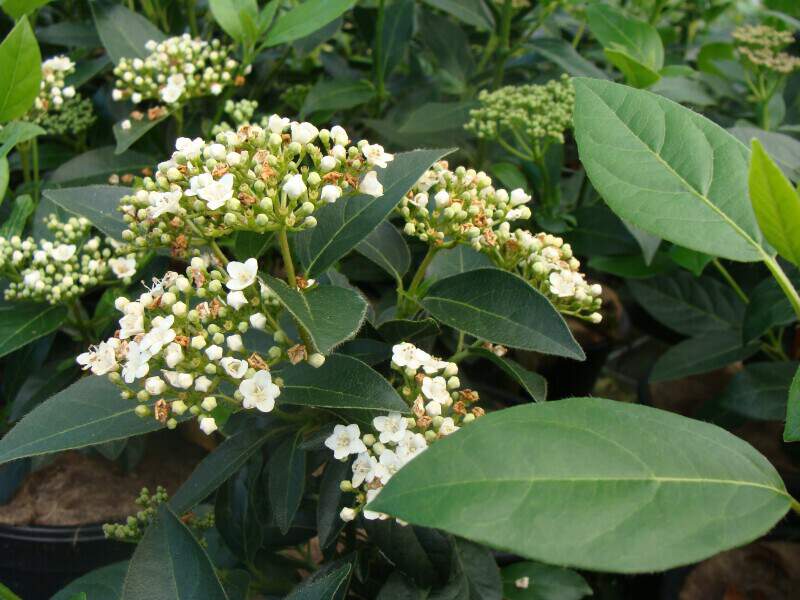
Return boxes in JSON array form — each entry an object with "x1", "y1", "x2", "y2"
[
  {"x1": 300, "y1": 79, "x2": 374, "y2": 118},
  {"x1": 650, "y1": 331, "x2": 759, "y2": 382},
  {"x1": 376, "y1": 0, "x2": 414, "y2": 83},
  {"x1": 421, "y1": 269, "x2": 584, "y2": 360},
  {"x1": 718, "y1": 362, "x2": 798, "y2": 421},
  {"x1": 285, "y1": 563, "x2": 351, "y2": 599},
  {"x1": 355, "y1": 221, "x2": 410, "y2": 281},
  {"x1": 370, "y1": 397, "x2": 792, "y2": 573},
  {"x1": 501, "y1": 561, "x2": 591, "y2": 600},
  {"x1": 743, "y1": 271, "x2": 800, "y2": 341},
  {"x1": 396, "y1": 102, "x2": 476, "y2": 136},
  {"x1": 216, "y1": 456, "x2": 265, "y2": 561},
  {"x1": 0, "y1": 16, "x2": 41, "y2": 122},
  {"x1": 0, "y1": 194, "x2": 34, "y2": 237},
  {"x1": 377, "y1": 318, "x2": 439, "y2": 345},
  {"x1": 0, "y1": 121, "x2": 45, "y2": 157},
  {"x1": 90, "y1": 2, "x2": 166, "y2": 64},
  {"x1": 588, "y1": 253, "x2": 676, "y2": 279},
  {"x1": 265, "y1": 276, "x2": 367, "y2": 354},
  {"x1": 279, "y1": 353, "x2": 408, "y2": 412},
  {"x1": 667, "y1": 245, "x2": 712, "y2": 275},
  {"x1": 426, "y1": 246, "x2": 493, "y2": 280},
  {"x1": 43, "y1": 185, "x2": 129, "y2": 240},
  {"x1": 51, "y1": 561, "x2": 128, "y2": 600},
  {"x1": 421, "y1": 0, "x2": 494, "y2": 31},
  {"x1": 209, "y1": 0, "x2": 259, "y2": 43},
  {"x1": 233, "y1": 230, "x2": 272, "y2": 261},
  {"x1": 318, "y1": 459, "x2": 352, "y2": 549},
  {"x1": 376, "y1": 572, "x2": 430, "y2": 599},
  {"x1": 783, "y1": 365, "x2": 800, "y2": 441},
  {"x1": 452, "y1": 538, "x2": 502, "y2": 600},
  {"x1": 269, "y1": 433, "x2": 306, "y2": 534},
  {"x1": 114, "y1": 113, "x2": 169, "y2": 154},
  {"x1": 0, "y1": 300, "x2": 66, "y2": 360},
  {"x1": 468, "y1": 348, "x2": 546, "y2": 402},
  {"x1": 121, "y1": 505, "x2": 227, "y2": 600},
  {"x1": 1, "y1": 0, "x2": 52, "y2": 19},
  {"x1": 47, "y1": 147, "x2": 153, "y2": 186},
  {"x1": 528, "y1": 38, "x2": 608, "y2": 79},
  {"x1": 264, "y1": 0, "x2": 356, "y2": 47},
  {"x1": 36, "y1": 21, "x2": 101, "y2": 48},
  {"x1": 363, "y1": 520, "x2": 438, "y2": 588},
  {"x1": 731, "y1": 126, "x2": 800, "y2": 181}
]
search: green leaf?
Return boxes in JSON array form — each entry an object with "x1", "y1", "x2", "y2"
[
  {"x1": 627, "y1": 271, "x2": 744, "y2": 336},
  {"x1": 501, "y1": 561, "x2": 591, "y2": 600},
  {"x1": 121, "y1": 505, "x2": 227, "y2": 600},
  {"x1": 586, "y1": 4, "x2": 663, "y2": 84},
  {"x1": 369, "y1": 397, "x2": 792, "y2": 573},
  {"x1": 362, "y1": 520, "x2": 437, "y2": 588},
  {"x1": 355, "y1": 221, "x2": 410, "y2": 281},
  {"x1": 300, "y1": 79, "x2": 375, "y2": 119},
  {"x1": 317, "y1": 459, "x2": 352, "y2": 549},
  {"x1": 285, "y1": 563, "x2": 351, "y2": 599},
  {"x1": 421, "y1": 268, "x2": 584, "y2": 360},
  {"x1": 0, "y1": 121, "x2": 45, "y2": 157},
  {"x1": 293, "y1": 148, "x2": 452, "y2": 277},
  {"x1": 0, "y1": 156, "x2": 7, "y2": 203},
  {"x1": 421, "y1": 0, "x2": 494, "y2": 31},
  {"x1": 269, "y1": 432, "x2": 306, "y2": 534},
  {"x1": 113, "y1": 113, "x2": 170, "y2": 154},
  {"x1": 0, "y1": 376, "x2": 171, "y2": 465},
  {"x1": 0, "y1": 194, "x2": 34, "y2": 237},
  {"x1": 0, "y1": 300, "x2": 66, "y2": 360},
  {"x1": 426, "y1": 245, "x2": 493, "y2": 280},
  {"x1": 90, "y1": 1, "x2": 166, "y2": 64},
  {"x1": 51, "y1": 561, "x2": 128, "y2": 600},
  {"x1": 263, "y1": 0, "x2": 356, "y2": 47},
  {"x1": 36, "y1": 20, "x2": 101, "y2": 48},
  {"x1": 170, "y1": 422, "x2": 279, "y2": 514},
  {"x1": 279, "y1": 354, "x2": 408, "y2": 413},
  {"x1": 468, "y1": 348, "x2": 547, "y2": 403},
  {"x1": 667, "y1": 245, "x2": 712, "y2": 275},
  {"x1": 377, "y1": 318, "x2": 439, "y2": 345},
  {"x1": 650, "y1": 331, "x2": 759, "y2": 382},
  {"x1": 233, "y1": 230, "x2": 272, "y2": 261},
  {"x1": 209, "y1": 0, "x2": 259, "y2": 43},
  {"x1": 650, "y1": 76, "x2": 715, "y2": 107},
  {"x1": 452, "y1": 537, "x2": 502, "y2": 600},
  {"x1": 376, "y1": 0, "x2": 414, "y2": 84},
  {"x1": 528, "y1": 38, "x2": 609, "y2": 79},
  {"x1": 731, "y1": 126, "x2": 800, "y2": 182},
  {"x1": 588, "y1": 253, "x2": 676, "y2": 279},
  {"x1": 783, "y1": 365, "x2": 800, "y2": 441},
  {"x1": 573, "y1": 78, "x2": 766, "y2": 262},
  {"x1": 264, "y1": 277, "x2": 366, "y2": 354},
  {"x1": 718, "y1": 362, "x2": 799, "y2": 421},
  {"x1": 396, "y1": 102, "x2": 476, "y2": 136},
  {"x1": 1, "y1": 0, "x2": 52, "y2": 19},
  {"x1": 43, "y1": 185, "x2": 129, "y2": 240},
  {"x1": 749, "y1": 140, "x2": 800, "y2": 266},
  {"x1": 743, "y1": 271, "x2": 800, "y2": 341},
  {"x1": 47, "y1": 146, "x2": 153, "y2": 186},
  {"x1": 0, "y1": 17, "x2": 41, "y2": 122}
]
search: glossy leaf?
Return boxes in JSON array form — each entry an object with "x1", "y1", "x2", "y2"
[
  {"x1": 209, "y1": 0, "x2": 259, "y2": 43},
  {"x1": 528, "y1": 38, "x2": 608, "y2": 79},
  {"x1": 42, "y1": 185, "x2": 129, "y2": 240},
  {"x1": 48, "y1": 147, "x2": 153, "y2": 185},
  {"x1": 749, "y1": 139, "x2": 800, "y2": 265},
  {"x1": 422, "y1": 0, "x2": 494, "y2": 31},
  {"x1": 269, "y1": 433, "x2": 306, "y2": 534},
  {"x1": 627, "y1": 271, "x2": 744, "y2": 336},
  {"x1": 501, "y1": 561, "x2": 591, "y2": 600},
  {"x1": 0, "y1": 120, "x2": 45, "y2": 157},
  {"x1": 285, "y1": 563, "x2": 351, "y2": 599},
  {"x1": 363, "y1": 520, "x2": 438, "y2": 588},
  {"x1": 469, "y1": 347, "x2": 547, "y2": 403},
  {"x1": 0, "y1": 156, "x2": 8, "y2": 202},
  {"x1": 376, "y1": 0, "x2": 414, "y2": 83},
  {"x1": 234, "y1": 230, "x2": 272, "y2": 261},
  {"x1": 573, "y1": 78, "x2": 766, "y2": 262},
  {"x1": 279, "y1": 354, "x2": 408, "y2": 413},
  {"x1": 121, "y1": 505, "x2": 227, "y2": 600},
  {"x1": 426, "y1": 245, "x2": 493, "y2": 280},
  {"x1": 317, "y1": 459, "x2": 352, "y2": 549},
  {"x1": 718, "y1": 362, "x2": 798, "y2": 421},
  {"x1": 293, "y1": 148, "x2": 452, "y2": 277},
  {"x1": 263, "y1": 0, "x2": 356, "y2": 47},
  {"x1": 370, "y1": 397, "x2": 792, "y2": 573},
  {"x1": 452, "y1": 537, "x2": 502, "y2": 600},
  {"x1": 650, "y1": 331, "x2": 759, "y2": 382},
  {"x1": 782, "y1": 366, "x2": 800, "y2": 441},
  {"x1": 1, "y1": 0, "x2": 52, "y2": 19},
  {"x1": 0, "y1": 376, "x2": 171, "y2": 465},
  {"x1": 300, "y1": 79, "x2": 375, "y2": 118},
  {"x1": 0, "y1": 300, "x2": 66, "y2": 360},
  {"x1": 743, "y1": 270, "x2": 800, "y2": 341},
  {"x1": 377, "y1": 318, "x2": 439, "y2": 345},
  {"x1": 264, "y1": 276, "x2": 367, "y2": 354},
  {"x1": 421, "y1": 269, "x2": 584, "y2": 360},
  {"x1": 114, "y1": 113, "x2": 169, "y2": 154},
  {"x1": 0, "y1": 17, "x2": 41, "y2": 122},
  {"x1": 52, "y1": 561, "x2": 128, "y2": 600},
  {"x1": 90, "y1": 2, "x2": 166, "y2": 64},
  {"x1": 355, "y1": 221, "x2": 410, "y2": 281},
  {"x1": 668, "y1": 245, "x2": 712, "y2": 275},
  {"x1": 0, "y1": 194, "x2": 34, "y2": 237}
]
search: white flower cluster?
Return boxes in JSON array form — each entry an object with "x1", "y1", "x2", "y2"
[
  {"x1": 119, "y1": 120, "x2": 391, "y2": 255},
  {"x1": 398, "y1": 161, "x2": 531, "y2": 249},
  {"x1": 734, "y1": 25, "x2": 800, "y2": 75},
  {"x1": 491, "y1": 226, "x2": 602, "y2": 322},
  {"x1": 0, "y1": 214, "x2": 135, "y2": 305},
  {"x1": 326, "y1": 342, "x2": 483, "y2": 522},
  {"x1": 28, "y1": 55, "x2": 77, "y2": 122},
  {"x1": 112, "y1": 35, "x2": 244, "y2": 106},
  {"x1": 77, "y1": 259, "x2": 290, "y2": 435}
]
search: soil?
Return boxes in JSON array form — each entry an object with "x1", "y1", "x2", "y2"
[{"x1": 0, "y1": 431, "x2": 206, "y2": 526}]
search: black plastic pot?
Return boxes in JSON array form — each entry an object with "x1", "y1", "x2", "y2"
[{"x1": 0, "y1": 523, "x2": 131, "y2": 599}]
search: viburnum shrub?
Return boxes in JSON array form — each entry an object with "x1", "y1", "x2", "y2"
[{"x1": 1, "y1": 2, "x2": 800, "y2": 599}]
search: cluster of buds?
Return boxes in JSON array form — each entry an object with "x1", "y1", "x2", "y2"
[
  {"x1": 733, "y1": 25, "x2": 800, "y2": 75},
  {"x1": 76, "y1": 259, "x2": 295, "y2": 436},
  {"x1": 112, "y1": 35, "x2": 245, "y2": 107},
  {"x1": 118, "y1": 119, "x2": 392, "y2": 255},
  {"x1": 326, "y1": 342, "x2": 483, "y2": 522},
  {"x1": 37, "y1": 96, "x2": 96, "y2": 136},
  {"x1": 0, "y1": 214, "x2": 135, "y2": 305},
  {"x1": 27, "y1": 56, "x2": 78, "y2": 123},
  {"x1": 398, "y1": 161, "x2": 531, "y2": 249},
  {"x1": 490, "y1": 225, "x2": 602, "y2": 322},
  {"x1": 465, "y1": 75, "x2": 574, "y2": 156}
]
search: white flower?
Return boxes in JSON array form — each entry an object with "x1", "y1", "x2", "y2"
[
  {"x1": 425, "y1": 400, "x2": 442, "y2": 417},
  {"x1": 220, "y1": 357, "x2": 248, "y2": 379},
  {"x1": 396, "y1": 431, "x2": 428, "y2": 463},
  {"x1": 283, "y1": 174, "x2": 307, "y2": 200},
  {"x1": 205, "y1": 345, "x2": 223, "y2": 361},
  {"x1": 161, "y1": 82, "x2": 184, "y2": 104},
  {"x1": 119, "y1": 309, "x2": 145, "y2": 339},
  {"x1": 141, "y1": 315, "x2": 176, "y2": 353},
  {"x1": 185, "y1": 173, "x2": 213, "y2": 196},
  {"x1": 76, "y1": 340, "x2": 118, "y2": 376},
  {"x1": 378, "y1": 449, "x2": 404, "y2": 482},
  {"x1": 267, "y1": 114, "x2": 289, "y2": 134},
  {"x1": 121, "y1": 119, "x2": 132, "y2": 131},
  {"x1": 330, "y1": 125, "x2": 349, "y2": 145},
  {"x1": 420, "y1": 354, "x2": 448, "y2": 375},
  {"x1": 147, "y1": 190, "x2": 182, "y2": 219},
  {"x1": 339, "y1": 507, "x2": 357, "y2": 522},
  {"x1": 409, "y1": 192, "x2": 428, "y2": 209},
  {"x1": 210, "y1": 83, "x2": 223, "y2": 95},
  {"x1": 421, "y1": 376, "x2": 450, "y2": 404},
  {"x1": 249, "y1": 313, "x2": 267, "y2": 330},
  {"x1": 359, "y1": 171, "x2": 383, "y2": 197},
  {"x1": 324, "y1": 424, "x2": 367, "y2": 460},
  {"x1": 226, "y1": 290, "x2": 248, "y2": 310},
  {"x1": 195, "y1": 376, "x2": 212, "y2": 392},
  {"x1": 363, "y1": 144, "x2": 394, "y2": 168},
  {"x1": 164, "y1": 341, "x2": 183, "y2": 368},
  {"x1": 198, "y1": 173, "x2": 234, "y2": 210},
  {"x1": 239, "y1": 370, "x2": 280, "y2": 412},
  {"x1": 351, "y1": 452, "x2": 381, "y2": 487},
  {"x1": 51, "y1": 244, "x2": 76, "y2": 262},
  {"x1": 175, "y1": 137, "x2": 205, "y2": 159},
  {"x1": 145, "y1": 376, "x2": 166, "y2": 395},
  {"x1": 510, "y1": 188, "x2": 531, "y2": 206},
  {"x1": 112, "y1": 89, "x2": 123, "y2": 101},
  {"x1": 163, "y1": 370, "x2": 194, "y2": 389},
  {"x1": 122, "y1": 341, "x2": 151, "y2": 383},
  {"x1": 199, "y1": 417, "x2": 218, "y2": 435},
  {"x1": 320, "y1": 184, "x2": 342, "y2": 203},
  {"x1": 434, "y1": 190, "x2": 450, "y2": 208},
  {"x1": 363, "y1": 488, "x2": 386, "y2": 521},
  {"x1": 372, "y1": 412, "x2": 407, "y2": 444},
  {"x1": 227, "y1": 334, "x2": 243, "y2": 352},
  {"x1": 549, "y1": 270, "x2": 577, "y2": 298},
  {"x1": 291, "y1": 121, "x2": 319, "y2": 144},
  {"x1": 23, "y1": 270, "x2": 42, "y2": 288},
  {"x1": 319, "y1": 155, "x2": 337, "y2": 172},
  {"x1": 392, "y1": 342, "x2": 430, "y2": 370},
  {"x1": 226, "y1": 258, "x2": 258, "y2": 290},
  {"x1": 439, "y1": 417, "x2": 459, "y2": 436},
  {"x1": 109, "y1": 256, "x2": 137, "y2": 279}
]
